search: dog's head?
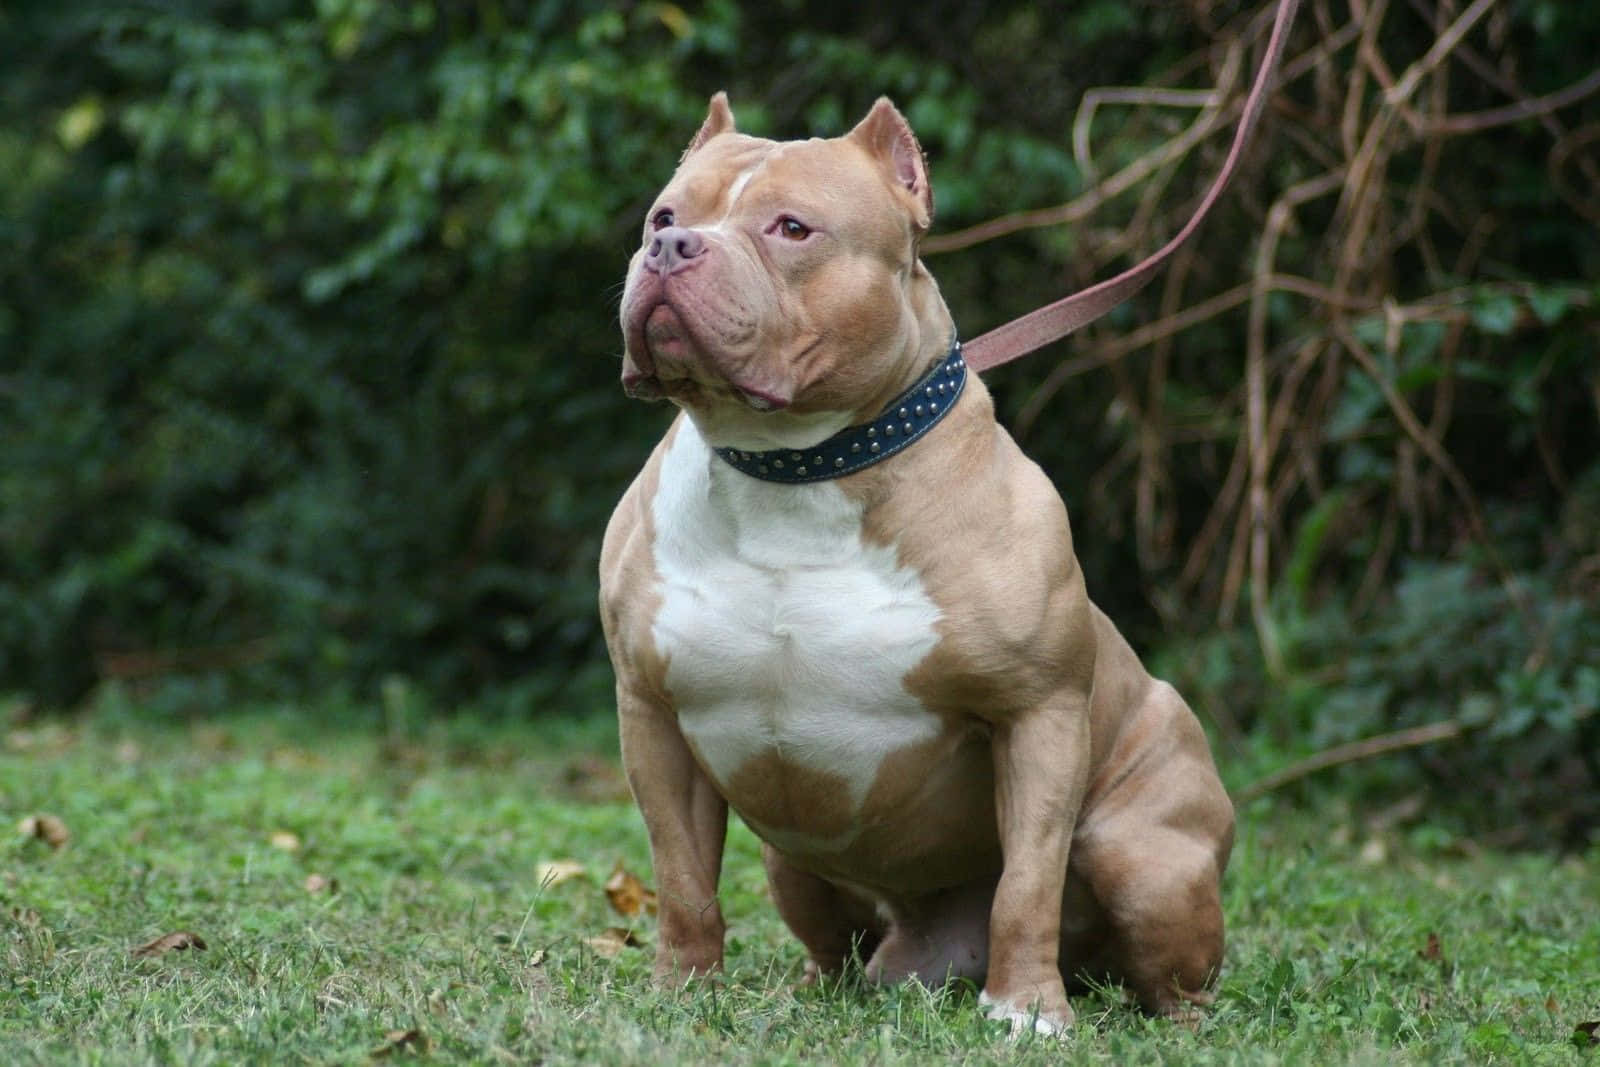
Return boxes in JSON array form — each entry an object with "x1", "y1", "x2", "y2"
[{"x1": 619, "y1": 93, "x2": 953, "y2": 451}]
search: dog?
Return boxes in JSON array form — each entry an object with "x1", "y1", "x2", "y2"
[{"x1": 599, "y1": 92, "x2": 1234, "y2": 1033}]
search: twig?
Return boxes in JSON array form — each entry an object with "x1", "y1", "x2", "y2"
[
  {"x1": 1428, "y1": 66, "x2": 1600, "y2": 136},
  {"x1": 1247, "y1": 171, "x2": 1347, "y2": 675},
  {"x1": 1385, "y1": 0, "x2": 1498, "y2": 110},
  {"x1": 1236, "y1": 720, "x2": 1466, "y2": 801},
  {"x1": 1073, "y1": 86, "x2": 1222, "y2": 186},
  {"x1": 922, "y1": 48, "x2": 1242, "y2": 257},
  {"x1": 1329, "y1": 317, "x2": 1552, "y2": 669}
]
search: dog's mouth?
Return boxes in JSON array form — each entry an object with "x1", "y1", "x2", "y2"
[
  {"x1": 622, "y1": 371, "x2": 789, "y2": 412},
  {"x1": 623, "y1": 304, "x2": 788, "y2": 411}
]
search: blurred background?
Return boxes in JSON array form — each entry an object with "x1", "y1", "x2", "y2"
[{"x1": 1, "y1": 1, "x2": 1596, "y2": 844}]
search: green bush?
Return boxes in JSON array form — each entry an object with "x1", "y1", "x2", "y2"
[{"x1": 1, "y1": 0, "x2": 1596, "y2": 842}]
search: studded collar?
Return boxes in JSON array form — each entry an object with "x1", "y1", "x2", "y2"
[{"x1": 712, "y1": 341, "x2": 967, "y2": 483}]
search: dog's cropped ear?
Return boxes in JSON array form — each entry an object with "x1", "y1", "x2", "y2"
[
  {"x1": 683, "y1": 92, "x2": 737, "y2": 161},
  {"x1": 846, "y1": 98, "x2": 932, "y2": 232}
]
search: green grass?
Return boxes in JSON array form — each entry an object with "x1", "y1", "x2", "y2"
[{"x1": 3, "y1": 704, "x2": 1597, "y2": 1065}]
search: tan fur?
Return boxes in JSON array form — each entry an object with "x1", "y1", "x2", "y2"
[{"x1": 601, "y1": 94, "x2": 1234, "y2": 1030}]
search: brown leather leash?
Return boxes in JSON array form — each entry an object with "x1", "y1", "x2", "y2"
[{"x1": 963, "y1": 0, "x2": 1303, "y2": 373}]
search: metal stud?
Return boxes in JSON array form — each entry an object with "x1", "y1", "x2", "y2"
[
  {"x1": 790, "y1": 452, "x2": 802, "y2": 461},
  {"x1": 797, "y1": 466, "x2": 808, "y2": 476},
  {"x1": 833, "y1": 457, "x2": 844, "y2": 468},
  {"x1": 937, "y1": 383, "x2": 947, "y2": 395},
  {"x1": 866, "y1": 427, "x2": 877, "y2": 439},
  {"x1": 870, "y1": 442, "x2": 881, "y2": 453},
  {"x1": 903, "y1": 422, "x2": 914, "y2": 434},
  {"x1": 885, "y1": 425, "x2": 897, "y2": 436},
  {"x1": 898, "y1": 407, "x2": 908, "y2": 418},
  {"x1": 925, "y1": 386, "x2": 935, "y2": 398},
  {"x1": 851, "y1": 442, "x2": 862, "y2": 454},
  {"x1": 774, "y1": 459, "x2": 785, "y2": 469},
  {"x1": 813, "y1": 455, "x2": 823, "y2": 466},
  {"x1": 915, "y1": 404, "x2": 925, "y2": 416}
]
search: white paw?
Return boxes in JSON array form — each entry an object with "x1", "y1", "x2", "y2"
[{"x1": 978, "y1": 990, "x2": 1073, "y2": 1037}]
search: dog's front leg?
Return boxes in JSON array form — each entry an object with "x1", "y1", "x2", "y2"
[
  {"x1": 979, "y1": 692, "x2": 1091, "y2": 1035},
  {"x1": 618, "y1": 689, "x2": 729, "y2": 982}
]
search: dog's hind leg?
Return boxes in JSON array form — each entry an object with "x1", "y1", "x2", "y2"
[
  {"x1": 1073, "y1": 683, "x2": 1234, "y2": 1018},
  {"x1": 762, "y1": 845, "x2": 884, "y2": 982}
]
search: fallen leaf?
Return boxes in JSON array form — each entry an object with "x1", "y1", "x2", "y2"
[
  {"x1": 268, "y1": 830, "x2": 301, "y2": 852},
  {"x1": 370, "y1": 1028, "x2": 431, "y2": 1058},
  {"x1": 132, "y1": 931, "x2": 208, "y2": 958},
  {"x1": 535, "y1": 859, "x2": 587, "y2": 889},
  {"x1": 1546, "y1": 994, "x2": 1559, "y2": 1017},
  {"x1": 529, "y1": 947, "x2": 546, "y2": 967},
  {"x1": 584, "y1": 926, "x2": 644, "y2": 958},
  {"x1": 1417, "y1": 990, "x2": 1433, "y2": 1013},
  {"x1": 1420, "y1": 931, "x2": 1442, "y2": 960},
  {"x1": 8, "y1": 906, "x2": 41, "y2": 927},
  {"x1": 1358, "y1": 837, "x2": 1387, "y2": 865},
  {"x1": 1575, "y1": 1020, "x2": 1600, "y2": 1049},
  {"x1": 18, "y1": 814, "x2": 70, "y2": 850},
  {"x1": 604, "y1": 862, "x2": 658, "y2": 918},
  {"x1": 304, "y1": 873, "x2": 338, "y2": 894}
]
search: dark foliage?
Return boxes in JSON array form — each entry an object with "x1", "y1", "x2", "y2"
[{"x1": 1, "y1": 1, "x2": 1596, "y2": 836}]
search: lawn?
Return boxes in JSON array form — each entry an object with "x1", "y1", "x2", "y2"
[{"x1": 3, "y1": 700, "x2": 1597, "y2": 1064}]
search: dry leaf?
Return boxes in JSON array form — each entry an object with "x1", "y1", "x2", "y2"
[
  {"x1": 132, "y1": 931, "x2": 208, "y2": 958},
  {"x1": 1420, "y1": 931, "x2": 1442, "y2": 961},
  {"x1": 8, "y1": 906, "x2": 41, "y2": 927},
  {"x1": 18, "y1": 814, "x2": 70, "y2": 850},
  {"x1": 584, "y1": 926, "x2": 644, "y2": 958},
  {"x1": 370, "y1": 1028, "x2": 431, "y2": 1058},
  {"x1": 304, "y1": 873, "x2": 338, "y2": 894},
  {"x1": 529, "y1": 947, "x2": 546, "y2": 967},
  {"x1": 604, "y1": 862, "x2": 658, "y2": 918},
  {"x1": 268, "y1": 830, "x2": 301, "y2": 852},
  {"x1": 535, "y1": 859, "x2": 587, "y2": 889}
]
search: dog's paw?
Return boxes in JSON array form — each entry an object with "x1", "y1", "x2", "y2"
[
  {"x1": 650, "y1": 950, "x2": 724, "y2": 989},
  {"x1": 978, "y1": 989, "x2": 1074, "y2": 1037}
]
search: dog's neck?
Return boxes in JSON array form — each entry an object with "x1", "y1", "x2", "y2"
[{"x1": 711, "y1": 340, "x2": 966, "y2": 484}]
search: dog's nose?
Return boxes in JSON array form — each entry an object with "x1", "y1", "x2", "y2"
[{"x1": 644, "y1": 226, "x2": 705, "y2": 274}]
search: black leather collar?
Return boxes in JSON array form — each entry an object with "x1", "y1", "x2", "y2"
[{"x1": 712, "y1": 341, "x2": 966, "y2": 483}]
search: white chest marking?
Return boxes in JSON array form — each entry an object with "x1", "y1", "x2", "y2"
[{"x1": 650, "y1": 421, "x2": 943, "y2": 815}]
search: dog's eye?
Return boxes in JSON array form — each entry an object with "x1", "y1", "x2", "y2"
[
  {"x1": 651, "y1": 209, "x2": 675, "y2": 230},
  {"x1": 776, "y1": 217, "x2": 811, "y2": 241}
]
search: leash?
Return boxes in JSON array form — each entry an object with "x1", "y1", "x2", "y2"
[{"x1": 962, "y1": 0, "x2": 1302, "y2": 373}]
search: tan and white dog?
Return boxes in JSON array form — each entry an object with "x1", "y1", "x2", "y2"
[{"x1": 599, "y1": 92, "x2": 1235, "y2": 1033}]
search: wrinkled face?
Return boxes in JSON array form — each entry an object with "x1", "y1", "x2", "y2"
[{"x1": 619, "y1": 105, "x2": 943, "y2": 451}]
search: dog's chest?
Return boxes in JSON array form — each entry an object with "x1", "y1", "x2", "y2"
[{"x1": 648, "y1": 423, "x2": 945, "y2": 822}]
